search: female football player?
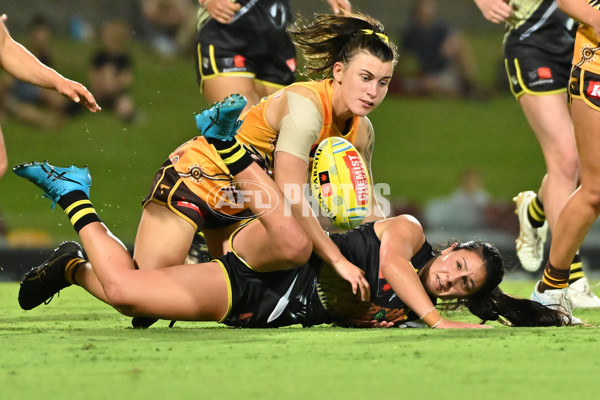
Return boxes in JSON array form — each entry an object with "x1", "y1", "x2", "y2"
[
  {"x1": 16, "y1": 12, "x2": 398, "y2": 328},
  {"x1": 196, "y1": 0, "x2": 352, "y2": 113},
  {"x1": 473, "y1": 0, "x2": 600, "y2": 310},
  {"x1": 14, "y1": 158, "x2": 570, "y2": 329},
  {"x1": 529, "y1": 0, "x2": 600, "y2": 312}
]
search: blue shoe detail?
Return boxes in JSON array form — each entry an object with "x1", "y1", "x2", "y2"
[
  {"x1": 195, "y1": 93, "x2": 247, "y2": 141},
  {"x1": 13, "y1": 161, "x2": 91, "y2": 209}
]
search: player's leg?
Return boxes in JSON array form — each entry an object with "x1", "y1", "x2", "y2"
[
  {"x1": 13, "y1": 162, "x2": 229, "y2": 320},
  {"x1": 519, "y1": 93, "x2": 579, "y2": 233},
  {"x1": 203, "y1": 76, "x2": 259, "y2": 113},
  {"x1": 79, "y1": 222, "x2": 229, "y2": 321},
  {"x1": 548, "y1": 97, "x2": 600, "y2": 270},
  {"x1": 196, "y1": 94, "x2": 312, "y2": 268},
  {"x1": 133, "y1": 202, "x2": 196, "y2": 270}
]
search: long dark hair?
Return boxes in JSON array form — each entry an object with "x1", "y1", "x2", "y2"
[
  {"x1": 286, "y1": 12, "x2": 398, "y2": 78},
  {"x1": 441, "y1": 241, "x2": 570, "y2": 327}
]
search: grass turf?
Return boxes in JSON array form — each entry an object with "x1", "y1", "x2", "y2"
[{"x1": 1, "y1": 280, "x2": 599, "y2": 400}]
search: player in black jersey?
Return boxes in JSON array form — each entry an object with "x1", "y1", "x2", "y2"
[
  {"x1": 474, "y1": 0, "x2": 600, "y2": 311},
  {"x1": 195, "y1": 0, "x2": 351, "y2": 112},
  {"x1": 15, "y1": 161, "x2": 569, "y2": 328}
]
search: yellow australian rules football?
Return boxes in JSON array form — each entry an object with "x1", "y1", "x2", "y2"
[{"x1": 310, "y1": 137, "x2": 371, "y2": 230}]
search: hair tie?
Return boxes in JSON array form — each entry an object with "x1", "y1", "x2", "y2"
[{"x1": 359, "y1": 28, "x2": 389, "y2": 43}]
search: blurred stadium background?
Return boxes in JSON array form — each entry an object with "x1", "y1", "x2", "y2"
[{"x1": 1, "y1": 0, "x2": 600, "y2": 280}]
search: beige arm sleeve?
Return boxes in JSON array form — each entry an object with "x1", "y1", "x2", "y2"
[{"x1": 274, "y1": 91, "x2": 323, "y2": 163}]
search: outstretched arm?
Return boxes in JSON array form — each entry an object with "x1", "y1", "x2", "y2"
[
  {"x1": 0, "y1": 15, "x2": 100, "y2": 112},
  {"x1": 378, "y1": 215, "x2": 490, "y2": 329}
]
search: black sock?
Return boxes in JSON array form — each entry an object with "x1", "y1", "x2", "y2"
[
  {"x1": 207, "y1": 138, "x2": 254, "y2": 175},
  {"x1": 568, "y1": 253, "x2": 584, "y2": 285},
  {"x1": 57, "y1": 191, "x2": 102, "y2": 233},
  {"x1": 527, "y1": 195, "x2": 545, "y2": 228}
]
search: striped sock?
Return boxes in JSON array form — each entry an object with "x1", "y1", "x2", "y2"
[
  {"x1": 568, "y1": 253, "x2": 584, "y2": 285},
  {"x1": 527, "y1": 194, "x2": 545, "y2": 228},
  {"x1": 207, "y1": 138, "x2": 254, "y2": 175},
  {"x1": 64, "y1": 257, "x2": 86, "y2": 285},
  {"x1": 539, "y1": 261, "x2": 570, "y2": 292},
  {"x1": 57, "y1": 191, "x2": 102, "y2": 233}
]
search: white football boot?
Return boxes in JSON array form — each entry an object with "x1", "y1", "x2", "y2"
[
  {"x1": 567, "y1": 277, "x2": 600, "y2": 309},
  {"x1": 530, "y1": 281, "x2": 582, "y2": 325},
  {"x1": 514, "y1": 191, "x2": 548, "y2": 272}
]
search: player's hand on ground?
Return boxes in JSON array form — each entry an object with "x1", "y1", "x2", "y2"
[
  {"x1": 473, "y1": 0, "x2": 513, "y2": 24},
  {"x1": 55, "y1": 78, "x2": 101, "y2": 112},
  {"x1": 332, "y1": 259, "x2": 370, "y2": 302},
  {"x1": 204, "y1": 0, "x2": 242, "y2": 24},
  {"x1": 434, "y1": 319, "x2": 491, "y2": 329}
]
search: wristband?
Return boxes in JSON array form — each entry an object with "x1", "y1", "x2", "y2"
[
  {"x1": 419, "y1": 306, "x2": 436, "y2": 320},
  {"x1": 431, "y1": 318, "x2": 443, "y2": 329}
]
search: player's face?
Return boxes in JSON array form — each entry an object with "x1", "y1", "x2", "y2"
[
  {"x1": 422, "y1": 248, "x2": 487, "y2": 300},
  {"x1": 332, "y1": 51, "x2": 393, "y2": 118}
]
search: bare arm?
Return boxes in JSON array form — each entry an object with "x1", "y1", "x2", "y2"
[
  {"x1": 473, "y1": 0, "x2": 513, "y2": 24},
  {"x1": 198, "y1": 0, "x2": 242, "y2": 24},
  {"x1": 353, "y1": 117, "x2": 385, "y2": 223},
  {"x1": 377, "y1": 215, "x2": 490, "y2": 329},
  {"x1": 557, "y1": 0, "x2": 600, "y2": 31},
  {"x1": 0, "y1": 15, "x2": 100, "y2": 112}
]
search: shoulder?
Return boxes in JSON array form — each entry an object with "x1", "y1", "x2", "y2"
[{"x1": 375, "y1": 215, "x2": 425, "y2": 251}]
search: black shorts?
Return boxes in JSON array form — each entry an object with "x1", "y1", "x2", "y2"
[
  {"x1": 504, "y1": 42, "x2": 573, "y2": 97},
  {"x1": 569, "y1": 66, "x2": 600, "y2": 110},
  {"x1": 216, "y1": 252, "x2": 332, "y2": 328},
  {"x1": 195, "y1": 0, "x2": 296, "y2": 89},
  {"x1": 142, "y1": 160, "x2": 253, "y2": 230},
  {"x1": 503, "y1": 3, "x2": 575, "y2": 98}
]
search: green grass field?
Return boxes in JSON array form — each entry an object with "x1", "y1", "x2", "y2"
[{"x1": 1, "y1": 280, "x2": 599, "y2": 400}]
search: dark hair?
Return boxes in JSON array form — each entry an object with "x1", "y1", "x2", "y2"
[
  {"x1": 442, "y1": 241, "x2": 570, "y2": 327},
  {"x1": 286, "y1": 12, "x2": 398, "y2": 78}
]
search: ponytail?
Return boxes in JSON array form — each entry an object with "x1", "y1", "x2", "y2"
[{"x1": 466, "y1": 287, "x2": 571, "y2": 327}]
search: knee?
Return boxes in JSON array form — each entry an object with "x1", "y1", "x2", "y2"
[
  {"x1": 272, "y1": 230, "x2": 312, "y2": 266},
  {"x1": 579, "y1": 184, "x2": 600, "y2": 213},
  {"x1": 103, "y1": 279, "x2": 137, "y2": 316},
  {"x1": 547, "y1": 148, "x2": 579, "y2": 181}
]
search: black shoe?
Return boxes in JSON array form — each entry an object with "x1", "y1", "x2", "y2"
[
  {"x1": 131, "y1": 316, "x2": 159, "y2": 329},
  {"x1": 18, "y1": 241, "x2": 84, "y2": 310},
  {"x1": 185, "y1": 232, "x2": 212, "y2": 264}
]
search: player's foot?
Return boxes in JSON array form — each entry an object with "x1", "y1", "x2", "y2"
[
  {"x1": 513, "y1": 191, "x2": 548, "y2": 272},
  {"x1": 18, "y1": 241, "x2": 84, "y2": 310},
  {"x1": 530, "y1": 281, "x2": 582, "y2": 325},
  {"x1": 131, "y1": 316, "x2": 159, "y2": 329},
  {"x1": 567, "y1": 277, "x2": 600, "y2": 309},
  {"x1": 194, "y1": 93, "x2": 247, "y2": 141},
  {"x1": 13, "y1": 161, "x2": 91, "y2": 209},
  {"x1": 185, "y1": 232, "x2": 212, "y2": 264}
]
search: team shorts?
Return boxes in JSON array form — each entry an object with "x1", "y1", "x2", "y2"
[
  {"x1": 568, "y1": 66, "x2": 600, "y2": 111},
  {"x1": 142, "y1": 137, "x2": 253, "y2": 230},
  {"x1": 504, "y1": 41, "x2": 572, "y2": 98},
  {"x1": 194, "y1": 1, "x2": 296, "y2": 90},
  {"x1": 215, "y1": 251, "x2": 332, "y2": 328}
]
